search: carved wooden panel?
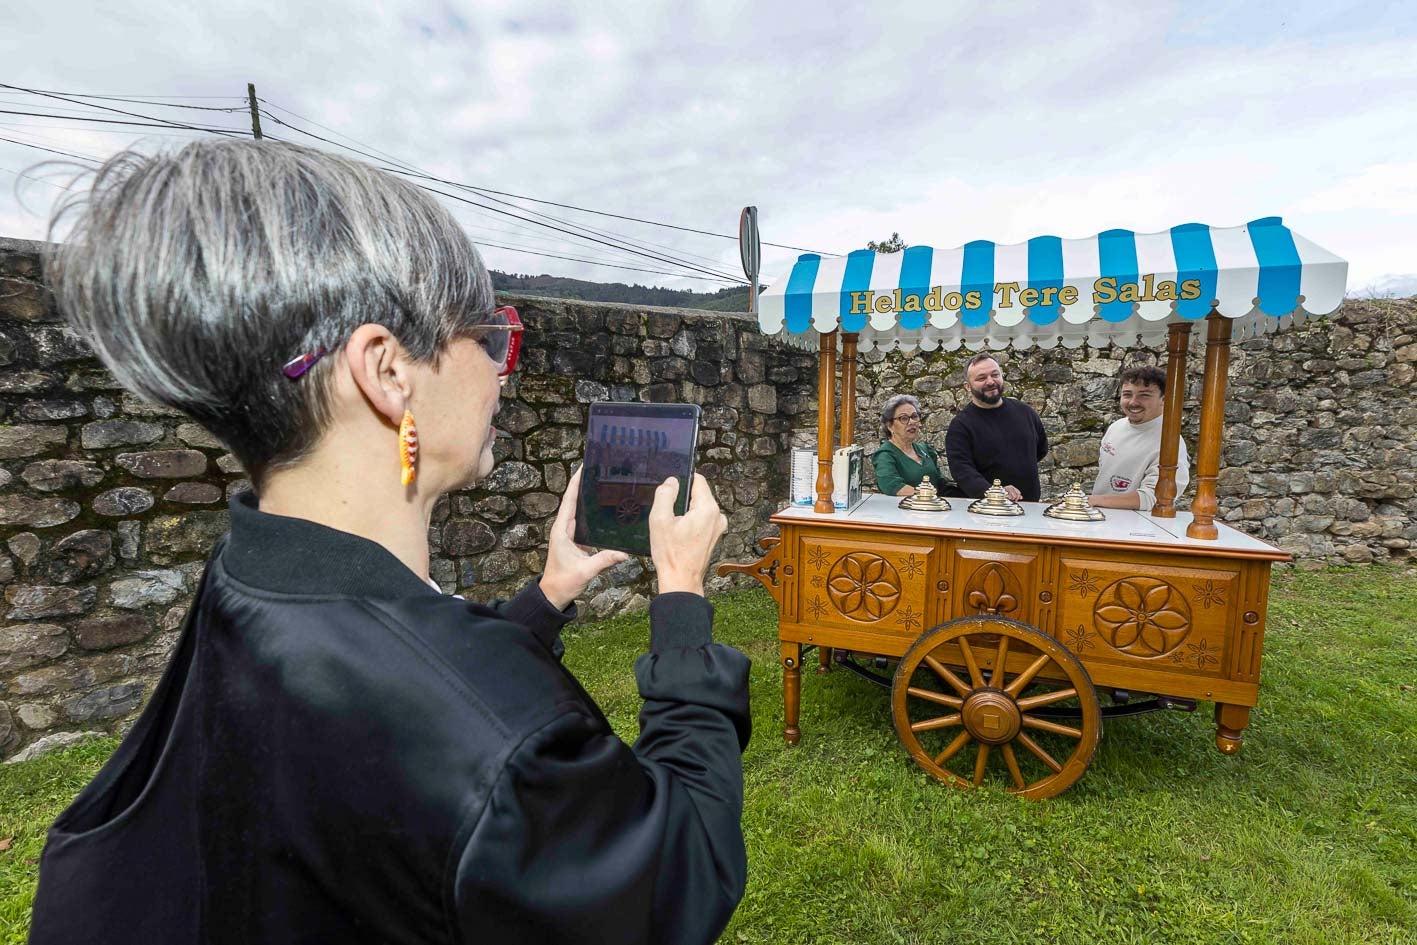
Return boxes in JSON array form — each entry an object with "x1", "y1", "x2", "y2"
[
  {"x1": 795, "y1": 531, "x2": 936, "y2": 637},
  {"x1": 1056, "y1": 555, "x2": 1240, "y2": 679},
  {"x1": 949, "y1": 543, "x2": 1041, "y2": 626}
]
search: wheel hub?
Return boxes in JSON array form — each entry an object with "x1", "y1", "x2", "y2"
[{"x1": 961, "y1": 689, "x2": 1022, "y2": 745}]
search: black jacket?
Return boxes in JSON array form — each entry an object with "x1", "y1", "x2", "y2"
[{"x1": 29, "y1": 493, "x2": 752, "y2": 944}]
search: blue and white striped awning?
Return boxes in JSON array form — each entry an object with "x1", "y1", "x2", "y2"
[{"x1": 756, "y1": 217, "x2": 1347, "y2": 352}]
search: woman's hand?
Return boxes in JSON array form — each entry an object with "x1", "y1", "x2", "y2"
[
  {"x1": 649, "y1": 474, "x2": 726, "y2": 597},
  {"x1": 539, "y1": 467, "x2": 630, "y2": 610}
]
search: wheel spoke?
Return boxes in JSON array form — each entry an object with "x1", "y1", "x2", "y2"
[
  {"x1": 924, "y1": 654, "x2": 973, "y2": 698},
  {"x1": 957, "y1": 634, "x2": 985, "y2": 688},
  {"x1": 992, "y1": 634, "x2": 1011, "y2": 688},
  {"x1": 1005, "y1": 653, "x2": 1052, "y2": 697},
  {"x1": 933, "y1": 730, "x2": 972, "y2": 766},
  {"x1": 1021, "y1": 715, "x2": 1083, "y2": 739},
  {"x1": 1001, "y1": 745, "x2": 1026, "y2": 789},
  {"x1": 1016, "y1": 687, "x2": 1079, "y2": 711},
  {"x1": 1016, "y1": 732, "x2": 1063, "y2": 773},
  {"x1": 907, "y1": 686, "x2": 964, "y2": 709},
  {"x1": 972, "y1": 744, "x2": 991, "y2": 786},
  {"x1": 910, "y1": 713, "x2": 963, "y2": 733}
]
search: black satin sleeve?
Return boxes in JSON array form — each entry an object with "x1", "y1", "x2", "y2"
[
  {"x1": 492, "y1": 579, "x2": 577, "y2": 660},
  {"x1": 451, "y1": 593, "x2": 751, "y2": 945}
]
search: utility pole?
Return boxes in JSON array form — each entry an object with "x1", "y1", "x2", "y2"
[{"x1": 247, "y1": 83, "x2": 262, "y2": 139}]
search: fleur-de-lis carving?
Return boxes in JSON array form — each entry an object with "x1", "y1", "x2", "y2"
[{"x1": 965, "y1": 562, "x2": 1019, "y2": 615}]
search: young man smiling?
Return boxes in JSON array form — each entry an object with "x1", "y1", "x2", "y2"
[{"x1": 1089, "y1": 364, "x2": 1190, "y2": 511}]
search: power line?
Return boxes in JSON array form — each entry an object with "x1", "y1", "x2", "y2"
[
  {"x1": 0, "y1": 133, "x2": 101, "y2": 164},
  {"x1": 0, "y1": 108, "x2": 246, "y2": 135},
  {"x1": 0, "y1": 165, "x2": 74, "y2": 190},
  {"x1": 0, "y1": 84, "x2": 247, "y2": 112},
  {"x1": 0, "y1": 86, "x2": 762, "y2": 283},
  {"x1": 252, "y1": 109, "x2": 743, "y2": 281},
  {"x1": 257, "y1": 100, "x2": 837, "y2": 256}
]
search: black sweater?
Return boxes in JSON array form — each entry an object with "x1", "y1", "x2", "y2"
[
  {"x1": 945, "y1": 399, "x2": 1049, "y2": 501},
  {"x1": 29, "y1": 492, "x2": 751, "y2": 945}
]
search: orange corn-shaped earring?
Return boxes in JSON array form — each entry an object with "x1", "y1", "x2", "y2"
[{"x1": 399, "y1": 410, "x2": 419, "y2": 486}]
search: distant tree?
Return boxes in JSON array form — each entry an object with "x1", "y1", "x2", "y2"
[{"x1": 867, "y1": 232, "x2": 907, "y2": 254}]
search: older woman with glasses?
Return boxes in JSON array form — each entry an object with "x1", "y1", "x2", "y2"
[
  {"x1": 871, "y1": 394, "x2": 953, "y2": 497},
  {"x1": 29, "y1": 140, "x2": 750, "y2": 945}
]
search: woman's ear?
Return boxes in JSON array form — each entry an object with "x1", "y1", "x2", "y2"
[{"x1": 343, "y1": 324, "x2": 411, "y2": 426}]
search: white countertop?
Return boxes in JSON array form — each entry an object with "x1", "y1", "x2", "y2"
[{"x1": 773, "y1": 494, "x2": 1286, "y2": 557}]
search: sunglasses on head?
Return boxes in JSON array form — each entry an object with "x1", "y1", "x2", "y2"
[{"x1": 281, "y1": 305, "x2": 525, "y2": 380}]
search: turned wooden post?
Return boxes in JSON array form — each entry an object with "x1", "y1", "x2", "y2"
[
  {"x1": 1152, "y1": 322, "x2": 1192, "y2": 518},
  {"x1": 814, "y1": 331, "x2": 838, "y2": 513},
  {"x1": 839, "y1": 333, "x2": 859, "y2": 449},
  {"x1": 782, "y1": 641, "x2": 803, "y2": 745},
  {"x1": 1187, "y1": 312, "x2": 1232, "y2": 539}
]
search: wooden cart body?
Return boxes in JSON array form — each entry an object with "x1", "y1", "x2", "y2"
[
  {"x1": 721, "y1": 216, "x2": 1347, "y2": 796},
  {"x1": 748, "y1": 498, "x2": 1284, "y2": 752}
]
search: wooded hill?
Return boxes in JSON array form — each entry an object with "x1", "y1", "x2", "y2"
[{"x1": 491, "y1": 271, "x2": 751, "y2": 312}]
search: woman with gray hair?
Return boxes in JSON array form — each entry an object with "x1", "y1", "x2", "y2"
[
  {"x1": 28, "y1": 140, "x2": 750, "y2": 945},
  {"x1": 871, "y1": 393, "x2": 952, "y2": 497}
]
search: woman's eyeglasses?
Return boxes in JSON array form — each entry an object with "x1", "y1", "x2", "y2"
[
  {"x1": 468, "y1": 305, "x2": 523, "y2": 377},
  {"x1": 281, "y1": 305, "x2": 525, "y2": 380},
  {"x1": 892, "y1": 411, "x2": 922, "y2": 424}
]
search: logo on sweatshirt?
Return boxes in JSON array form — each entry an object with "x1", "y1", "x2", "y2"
[
  {"x1": 1101, "y1": 440, "x2": 1117, "y2": 456},
  {"x1": 1110, "y1": 476, "x2": 1132, "y2": 491}
]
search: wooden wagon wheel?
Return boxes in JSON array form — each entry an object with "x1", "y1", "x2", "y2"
[{"x1": 891, "y1": 615, "x2": 1101, "y2": 799}]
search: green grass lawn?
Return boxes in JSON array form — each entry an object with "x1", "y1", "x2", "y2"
[{"x1": 3, "y1": 566, "x2": 1414, "y2": 944}]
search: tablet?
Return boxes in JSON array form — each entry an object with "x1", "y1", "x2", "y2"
[{"x1": 574, "y1": 402, "x2": 701, "y2": 556}]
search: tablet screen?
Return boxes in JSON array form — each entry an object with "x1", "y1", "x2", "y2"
[{"x1": 574, "y1": 402, "x2": 700, "y2": 556}]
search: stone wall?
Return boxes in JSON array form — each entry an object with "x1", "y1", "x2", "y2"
[{"x1": 2, "y1": 234, "x2": 1414, "y2": 760}]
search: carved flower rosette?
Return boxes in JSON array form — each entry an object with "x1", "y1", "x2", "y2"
[
  {"x1": 826, "y1": 552, "x2": 902, "y2": 621},
  {"x1": 1092, "y1": 577, "x2": 1193, "y2": 658}
]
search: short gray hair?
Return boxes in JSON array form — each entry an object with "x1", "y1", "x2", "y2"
[
  {"x1": 46, "y1": 139, "x2": 496, "y2": 486},
  {"x1": 880, "y1": 394, "x2": 921, "y2": 435}
]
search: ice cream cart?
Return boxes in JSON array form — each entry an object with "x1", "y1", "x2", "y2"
[{"x1": 719, "y1": 218, "x2": 1347, "y2": 797}]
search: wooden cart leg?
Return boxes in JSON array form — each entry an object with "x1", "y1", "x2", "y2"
[
  {"x1": 1214, "y1": 703, "x2": 1251, "y2": 755},
  {"x1": 817, "y1": 645, "x2": 832, "y2": 674},
  {"x1": 782, "y1": 642, "x2": 802, "y2": 746}
]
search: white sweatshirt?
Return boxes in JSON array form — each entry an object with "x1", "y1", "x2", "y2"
[{"x1": 1092, "y1": 414, "x2": 1190, "y2": 513}]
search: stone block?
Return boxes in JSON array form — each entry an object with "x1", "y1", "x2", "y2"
[
  {"x1": 109, "y1": 570, "x2": 186, "y2": 609},
  {"x1": 501, "y1": 524, "x2": 541, "y2": 550},
  {"x1": 164, "y1": 482, "x2": 223, "y2": 504},
  {"x1": 6, "y1": 584, "x2": 97, "y2": 620},
  {"x1": 16, "y1": 703, "x2": 57, "y2": 730},
  {"x1": 141, "y1": 511, "x2": 229, "y2": 563},
  {"x1": 747, "y1": 385, "x2": 777, "y2": 415},
  {"x1": 0, "y1": 622, "x2": 69, "y2": 672},
  {"x1": 482, "y1": 461, "x2": 540, "y2": 493},
  {"x1": 48, "y1": 529, "x2": 115, "y2": 583},
  {"x1": 0, "y1": 424, "x2": 68, "y2": 459},
  {"x1": 443, "y1": 521, "x2": 497, "y2": 555},
  {"x1": 519, "y1": 492, "x2": 560, "y2": 520},
  {"x1": 175, "y1": 423, "x2": 225, "y2": 449},
  {"x1": 80, "y1": 420, "x2": 164, "y2": 449},
  {"x1": 4, "y1": 730, "x2": 105, "y2": 764},
  {"x1": 7, "y1": 533, "x2": 41, "y2": 566},
  {"x1": 115, "y1": 449, "x2": 208, "y2": 479},
  {"x1": 17, "y1": 398, "x2": 87, "y2": 422},
  {"x1": 64, "y1": 682, "x2": 144, "y2": 722},
  {"x1": 0, "y1": 495, "x2": 81, "y2": 528},
  {"x1": 74, "y1": 614, "x2": 152, "y2": 650},
  {"x1": 21, "y1": 459, "x2": 104, "y2": 492},
  {"x1": 90, "y1": 487, "x2": 155, "y2": 520}
]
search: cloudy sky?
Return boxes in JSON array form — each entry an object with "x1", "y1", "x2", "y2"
[{"x1": 3, "y1": 0, "x2": 1415, "y2": 297}]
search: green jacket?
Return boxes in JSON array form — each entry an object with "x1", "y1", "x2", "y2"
[{"x1": 871, "y1": 440, "x2": 947, "y2": 496}]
